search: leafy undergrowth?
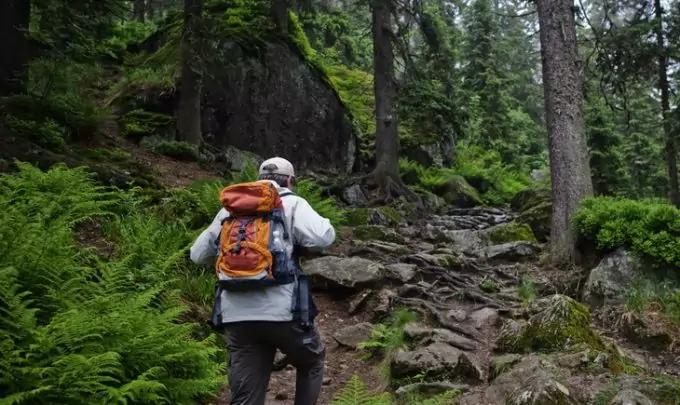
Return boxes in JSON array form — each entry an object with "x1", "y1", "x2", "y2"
[
  {"x1": 0, "y1": 162, "x2": 225, "y2": 404},
  {"x1": 0, "y1": 160, "x2": 351, "y2": 404},
  {"x1": 399, "y1": 144, "x2": 534, "y2": 206},
  {"x1": 330, "y1": 375, "x2": 460, "y2": 405},
  {"x1": 574, "y1": 196, "x2": 680, "y2": 270}
]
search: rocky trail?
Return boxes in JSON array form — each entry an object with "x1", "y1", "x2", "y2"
[{"x1": 218, "y1": 205, "x2": 680, "y2": 404}]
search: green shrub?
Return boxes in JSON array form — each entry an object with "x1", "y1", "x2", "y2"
[
  {"x1": 573, "y1": 196, "x2": 680, "y2": 269},
  {"x1": 3, "y1": 116, "x2": 68, "y2": 149},
  {"x1": 453, "y1": 144, "x2": 533, "y2": 205},
  {"x1": 140, "y1": 136, "x2": 199, "y2": 161},
  {"x1": 120, "y1": 110, "x2": 175, "y2": 141},
  {"x1": 296, "y1": 178, "x2": 347, "y2": 229},
  {"x1": 358, "y1": 308, "x2": 419, "y2": 360},
  {"x1": 0, "y1": 162, "x2": 225, "y2": 404},
  {"x1": 83, "y1": 147, "x2": 132, "y2": 162}
]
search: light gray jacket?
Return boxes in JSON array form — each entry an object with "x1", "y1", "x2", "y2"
[{"x1": 189, "y1": 180, "x2": 336, "y2": 323}]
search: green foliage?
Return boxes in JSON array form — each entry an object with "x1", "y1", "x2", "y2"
[
  {"x1": 140, "y1": 136, "x2": 199, "y2": 161},
  {"x1": 626, "y1": 279, "x2": 680, "y2": 324},
  {"x1": 326, "y1": 65, "x2": 375, "y2": 158},
  {"x1": 574, "y1": 197, "x2": 680, "y2": 269},
  {"x1": 82, "y1": 147, "x2": 132, "y2": 162},
  {"x1": 2, "y1": 116, "x2": 68, "y2": 150},
  {"x1": 295, "y1": 179, "x2": 347, "y2": 229},
  {"x1": 119, "y1": 109, "x2": 175, "y2": 141},
  {"x1": 453, "y1": 144, "x2": 533, "y2": 205},
  {"x1": 358, "y1": 308, "x2": 419, "y2": 359},
  {"x1": 330, "y1": 375, "x2": 392, "y2": 405},
  {"x1": 488, "y1": 221, "x2": 537, "y2": 244},
  {"x1": 0, "y1": 162, "x2": 225, "y2": 404}
]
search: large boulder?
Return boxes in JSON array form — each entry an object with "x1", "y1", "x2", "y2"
[
  {"x1": 485, "y1": 355, "x2": 581, "y2": 404},
  {"x1": 303, "y1": 256, "x2": 387, "y2": 291},
  {"x1": 200, "y1": 41, "x2": 356, "y2": 173},
  {"x1": 496, "y1": 294, "x2": 605, "y2": 354},
  {"x1": 390, "y1": 342, "x2": 485, "y2": 383},
  {"x1": 583, "y1": 248, "x2": 647, "y2": 307}
]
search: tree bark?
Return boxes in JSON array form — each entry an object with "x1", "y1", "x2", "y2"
[
  {"x1": 366, "y1": 0, "x2": 418, "y2": 203},
  {"x1": 654, "y1": 0, "x2": 679, "y2": 207},
  {"x1": 133, "y1": 0, "x2": 146, "y2": 21},
  {"x1": 177, "y1": 0, "x2": 204, "y2": 145},
  {"x1": 271, "y1": 0, "x2": 290, "y2": 35},
  {"x1": 0, "y1": 0, "x2": 30, "y2": 97},
  {"x1": 536, "y1": 0, "x2": 593, "y2": 267}
]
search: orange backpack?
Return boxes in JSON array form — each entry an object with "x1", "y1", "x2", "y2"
[{"x1": 215, "y1": 181, "x2": 295, "y2": 290}]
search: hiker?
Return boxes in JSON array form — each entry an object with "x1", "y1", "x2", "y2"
[{"x1": 189, "y1": 157, "x2": 336, "y2": 405}]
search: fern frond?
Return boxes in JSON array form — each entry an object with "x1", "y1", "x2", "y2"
[{"x1": 330, "y1": 375, "x2": 392, "y2": 405}]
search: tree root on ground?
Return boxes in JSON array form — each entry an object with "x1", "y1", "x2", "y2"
[
  {"x1": 395, "y1": 297, "x2": 482, "y2": 340},
  {"x1": 358, "y1": 167, "x2": 422, "y2": 206}
]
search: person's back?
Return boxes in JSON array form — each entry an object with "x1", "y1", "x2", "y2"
[{"x1": 189, "y1": 157, "x2": 336, "y2": 405}]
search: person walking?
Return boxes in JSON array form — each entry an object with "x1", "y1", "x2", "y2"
[{"x1": 190, "y1": 157, "x2": 336, "y2": 405}]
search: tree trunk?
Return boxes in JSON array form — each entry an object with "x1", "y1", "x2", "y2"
[
  {"x1": 133, "y1": 0, "x2": 146, "y2": 21},
  {"x1": 0, "y1": 0, "x2": 30, "y2": 97},
  {"x1": 271, "y1": 0, "x2": 290, "y2": 35},
  {"x1": 536, "y1": 0, "x2": 593, "y2": 267},
  {"x1": 364, "y1": 0, "x2": 418, "y2": 203},
  {"x1": 177, "y1": 0, "x2": 204, "y2": 145},
  {"x1": 654, "y1": 0, "x2": 679, "y2": 207}
]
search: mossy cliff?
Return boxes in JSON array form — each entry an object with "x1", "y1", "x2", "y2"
[{"x1": 114, "y1": 4, "x2": 357, "y2": 173}]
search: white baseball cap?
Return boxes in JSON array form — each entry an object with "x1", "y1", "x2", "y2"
[{"x1": 259, "y1": 157, "x2": 295, "y2": 177}]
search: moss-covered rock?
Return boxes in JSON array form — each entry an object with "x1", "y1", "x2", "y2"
[
  {"x1": 354, "y1": 225, "x2": 406, "y2": 244},
  {"x1": 488, "y1": 221, "x2": 538, "y2": 244},
  {"x1": 344, "y1": 206, "x2": 405, "y2": 227},
  {"x1": 434, "y1": 175, "x2": 482, "y2": 208},
  {"x1": 496, "y1": 294, "x2": 604, "y2": 354},
  {"x1": 518, "y1": 201, "x2": 552, "y2": 242},
  {"x1": 511, "y1": 188, "x2": 551, "y2": 211}
]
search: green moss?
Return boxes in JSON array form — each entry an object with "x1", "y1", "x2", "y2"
[
  {"x1": 434, "y1": 175, "x2": 482, "y2": 208},
  {"x1": 119, "y1": 109, "x2": 175, "y2": 141},
  {"x1": 140, "y1": 136, "x2": 198, "y2": 161},
  {"x1": 437, "y1": 255, "x2": 460, "y2": 270},
  {"x1": 490, "y1": 354, "x2": 523, "y2": 380},
  {"x1": 518, "y1": 201, "x2": 552, "y2": 242},
  {"x1": 377, "y1": 206, "x2": 404, "y2": 225},
  {"x1": 489, "y1": 221, "x2": 538, "y2": 244},
  {"x1": 497, "y1": 295, "x2": 605, "y2": 354},
  {"x1": 354, "y1": 225, "x2": 406, "y2": 244},
  {"x1": 345, "y1": 208, "x2": 371, "y2": 226},
  {"x1": 83, "y1": 147, "x2": 132, "y2": 162}
]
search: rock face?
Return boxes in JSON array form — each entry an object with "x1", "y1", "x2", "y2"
[
  {"x1": 200, "y1": 42, "x2": 356, "y2": 173},
  {"x1": 583, "y1": 248, "x2": 646, "y2": 307}
]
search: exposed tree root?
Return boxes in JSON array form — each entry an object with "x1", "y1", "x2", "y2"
[{"x1": 358, "y1": 167, "x2": 422, "y2": 206}]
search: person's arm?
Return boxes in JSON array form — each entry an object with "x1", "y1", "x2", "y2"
[
  {"x1": 291, "y1": 198, "x2": 336, "y2": 249},
  {"x1": 190, "y1": 208, "x2": 229, "y2": 265}
]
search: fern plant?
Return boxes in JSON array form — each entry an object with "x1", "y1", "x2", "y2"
[
  {"x1": 330, "y1": 375, "x2": 392, "y2": 405},
  {"x1": 0, "y1": 162, "x2": 226, "y2": 405}
]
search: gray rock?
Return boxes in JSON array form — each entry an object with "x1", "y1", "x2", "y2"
[
  {"x1": 485, "y1": 355, "x2": 580, "y2": 404},
  {"x1": 342, "y1": 184, "x2": 369, "y2": 207},
  {"x1": 469, "y1": 307, "x2": 501, "y2": 329},
  {"x1": 447, "y1": 309, "x2": 468, "y2": 322},
  {"x1": 444, "y1": 229, "x2": 487, "y2": 256},
  {"x1": 395, "y1": 381, "x2": 471, "y2": 398},
  {"x1": 385, "y1": 263, "x2": 418, "y2": 283},
  {"x1": 222, "y1": 145, "x2": 263, "y2": 171},
  {"x1": 403, "y1": 323, "x2": 477, "y2": 351},
  {"x1": 304, "y1": 256, "x2": 386, "y2": 290},
  {"x1": 583, "y1": 248, "x2": 647, "y2": 307},
  {"x1": 486, "y1": 241, "x2": 539, "y2": 262},
  {"x1": 608, "y1": 389, "x2": 654, "y2": 405},
  {"x1": 333, "y1": 322, "x2": 374, "y2": 349},
  {"x1": 391, "y1": 342, "x2": 484, "y2": 382}
]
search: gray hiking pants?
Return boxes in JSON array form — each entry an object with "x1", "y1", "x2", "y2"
[{"x1": 224, "y1": 321, "x2": 325, "y2": 405}]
